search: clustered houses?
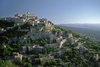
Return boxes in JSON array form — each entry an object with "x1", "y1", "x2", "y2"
[
  {"x1": 0, "y1": 12, "x2": 51, "y2": 27},
  {"x1": 20, "y1": 45, "x2": 43, "y2": 54},
  {"x1": 2, "y1": 12, "x2": 99, "y2": 66}
]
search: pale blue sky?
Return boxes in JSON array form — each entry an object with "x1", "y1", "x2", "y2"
[{"x1": 0, "y1": 0, "x2": 100, "y2": 24}]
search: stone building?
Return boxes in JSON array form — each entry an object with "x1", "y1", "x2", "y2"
[
  {"x1": 45, "y1": 44, "x2": 59, "y2": 48},
  {"x1": 34, "y1": 55, "x2": 54, "y2": 62},
  {"x1": 13, "y1": 52, "x2": 23, "y2": 61},
  {"x1": 22, "y1": 12, "x2": 35, "y2": 20},
  {"x1": 28, "y1": 46, "x2": 34, "y2": 52},
  {"x1": 79, "y1": 46, "x2": 87, "y2": 53},
  {"x1": 70, "y1": 37, "x2": 79, "y2": 43},
  {"x1": 67, "y1": 33, "x2": 73, "y2": 38},
  {"x1": 22, "y1": 46, "x2": 27, "y2": 53},
  {"x1": 35, "y1": 46, "x2": 43, "y2": 52}
]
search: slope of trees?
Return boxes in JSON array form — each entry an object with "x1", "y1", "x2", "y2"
[{"x1": 0, "y1": 20, "x2": 14, "y2": 28}]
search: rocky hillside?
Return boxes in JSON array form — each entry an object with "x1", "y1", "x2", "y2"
[{"x1": 0, "y1": 19, "x2": 100, "y2": 67}]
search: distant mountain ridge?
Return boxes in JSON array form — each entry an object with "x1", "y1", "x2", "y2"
[
  {"x1": 55, "y1": 25, "x2": 100, "y2": 41},
  {"x1": 59, "y1": 24, "x2": 100, "y2": 30}
]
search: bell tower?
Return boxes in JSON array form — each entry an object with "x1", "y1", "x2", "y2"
[{"x1": 27, "y1": 12, "x2": 30, "y2": 14}]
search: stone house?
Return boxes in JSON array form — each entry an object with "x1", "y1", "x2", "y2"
[
  {"x1": 58, "y1": 36, "x2": 63, "y2": 39},
  {"x1": 45, "y1": 44, "x2": 59, "y2": 48},
  {"x1": 21, "y1": 12, "x2": 35, "y2": 20},
  {"x1": 92, "y1": 54, "x2": 99, "y2": 62},
  {"x1": 22, "y1": 46, "x2": 27, "y2": 53},
  {"x1": 28, "y1": 20, "x2": 34, "y2": 26},
  {"x1": 6, "y1": 17, "x2": 19, "y2": 22},
  {"x1": 70, "y1": 37, "x2": 79, "y2": 43},
  {"x1": 28, "y1": 46, "x2": 34, "y2": 52},
  {"x1": 35, "y1": 46, "x2": 43, "y2": 52},
  {"x1": 55, "y1": 37, "x2": 60, "y2": 43},
  {"x1": 13, "y1": 52, "x2": 23, "y2": 61},
  {"x1": 34, "y1": 55, "x2": 54, "y2": 62},
  {"x1": 79, "y1": 46, "x2": 87, "y2": 53},
  {"x1": 58, "y1": 31, "x2": 63, "y2": 36},
  {"x1": 67, "y1": 33, "x2": 73, "y2": 38},
  {"x1": 13, "y1": 52, "x2": 19, "y2": 56}
]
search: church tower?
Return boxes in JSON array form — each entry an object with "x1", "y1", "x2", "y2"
[{"x1": 27, "y1": 12, "x2": 30, "y2": 14}]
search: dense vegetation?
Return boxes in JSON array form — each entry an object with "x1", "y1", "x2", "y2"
[
  {"x1": 0, "y1": 20, "x2": 14, "y2": 28},
  {"x1": 63, "y1": 48, "x2": 92, "y2": 67},
  {"x1": 79, "y1": 37, "x2": 100, "y2": 53}
]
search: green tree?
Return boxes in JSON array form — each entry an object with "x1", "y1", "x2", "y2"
[
  {"x1": 51, "y1": 60, "x2": 57, "y2": 65},
  {"x1": 2, "y1": 60, "x2": 18, "y2": 67},
  {"x1": 0, "y1": 58, "x2": 2, "y2": 67},
  {"x1": 69, "y1": 30, "x2": 72, "y2": 33},
  {"x1": 57, "y1": 58, "x2": 62, "y2": 63},
  {"x1": 24, "y1": 63, "x2": 32, "y2": 67},
  {"x1": 0, "y1": 45, "x2": 13, "y2": 58}
]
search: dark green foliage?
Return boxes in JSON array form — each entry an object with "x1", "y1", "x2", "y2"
[
  {"x1": 83, "y1": 38, "x2": 100, "y2": 52},
  {"x1": 0, "y1": 43, "x2": 13, "y2": 58},
  {"x1": 57, "y1": 58, "x2": 62, "y2": 63},
  {"x1": 44, "y1": 60, "x2": 57, "y2": 66},
  {"x1": 32, "y1": 38, "x2": 48, "y2": 46},
  {"x1": 0, "y1": 58, "x2": 2, "y2": 67},
  {"x1": 10, "y1": 41, "x2": 21, "y2": 52},
  {"x1": 20, "y1": 23, "x2": 30, "y2": 29},
  {"x1": 33, "y1": 54, "x2": 39, "y2": 58},
  {"x1": 24, "y1": 63, "x2": 32, "y2": 67},
  {"x1": 63, "y1": 48, "x2": 91, "y2": 66},
  {"x1": 64, "y1": 41, "x2": 78, "y2": 48},
  {"x1": 30, "y1": 25, "x2": 37, "y2": 28},
  {"x1": 0, "y1": 36, "x2": 8, "y2": 44},
  {"x1": 0, "y1": 26, "x2": 27, "y2": 43},
  {"x1": 54, "y1": 54, "x2": 59, "y2": 58},
  {"x1": 2, "y1": 60, "x2": 17, "y2": 67},
  {"x1": 15, "y1": 60, "x2": 23, "y2": 65},
  {"x1": 0, "y1": 20, "x2": 14, "y2": 28}
]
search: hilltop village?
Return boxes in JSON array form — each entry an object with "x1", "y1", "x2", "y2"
[{"x1": 0, "y1": 12, "x2": 100, "y2": 67}]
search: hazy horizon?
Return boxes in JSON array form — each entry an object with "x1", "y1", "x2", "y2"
[{"x1": 0, "y1": 0, "x2": 100, "y2": 24}]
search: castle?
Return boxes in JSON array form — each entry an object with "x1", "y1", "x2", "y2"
[{"x1": 0, "y1": 12, "x2": 48, "y2": 26}]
